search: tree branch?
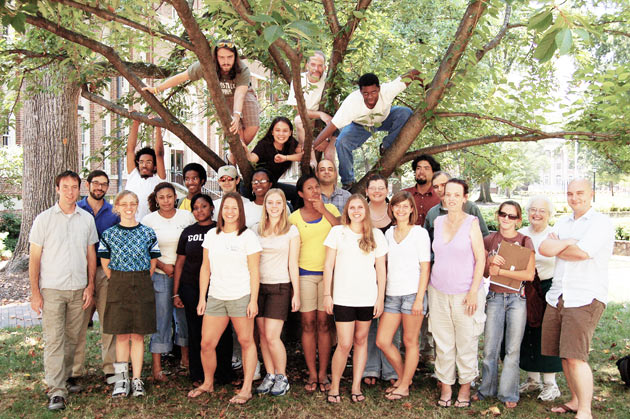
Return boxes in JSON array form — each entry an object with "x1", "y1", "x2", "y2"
[
  {"x1": 476, "y1": 3, "x2": 511, "y2": 61},
  {"x1": 80, "y1": 86, "x2": 167, "y2": 127},
  {"x1": 321, "y1": 0, "x2": 341, "y2": 35},
  {"x1": 49, "y1": 0, "x2": 194, "y2": 50},
  {"x1": 402, "y1": 131, "x2": 621, "y2": 164},
  {"x1": 23, "y1": 12, "x2": 225, "y2": 171},
  {"x1": 434, "y1": 111, "x2": 545, "y2": 134}
]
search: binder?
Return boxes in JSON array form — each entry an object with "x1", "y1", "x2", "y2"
[{"x1": 489, "y1": 240, "x2": 533, "y2": 291}]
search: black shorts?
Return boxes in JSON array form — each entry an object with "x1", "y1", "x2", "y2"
[
  {"x1": 333, "y1": 305, "x2": 373, "y2": 322},
  {"x1": 257, "y1": 283, "x2": 291, "y2": 321}
]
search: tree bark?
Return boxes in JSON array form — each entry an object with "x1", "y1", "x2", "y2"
[
  {"x1": 4, "y1": 65, "x2": 80, "y2": 273},
  {"x1": 476, "y1": 181, "x2": 493, "y2": 203}
]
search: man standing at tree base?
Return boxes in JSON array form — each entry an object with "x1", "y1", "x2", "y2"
[{"x1": 539, "y1": 179, "x2": 614, "y2": 419}]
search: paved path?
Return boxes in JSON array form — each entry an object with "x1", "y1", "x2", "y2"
[{"x1": 2, "y1": 256, "x2": 629, "y2": 329}]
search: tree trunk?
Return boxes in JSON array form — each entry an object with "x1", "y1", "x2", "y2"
[
  {"x1": 4, "y1": 65, "x2": 80, "y2": 273},
  {"x1": 476, "y1": 181, "x2": 493, "y2": 203},
  {"x1": 610, "y1": 180, "x2": 614, "y2": 197}
]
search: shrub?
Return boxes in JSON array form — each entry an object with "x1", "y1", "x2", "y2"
[{"x1": 0, "y1": 212, "x2": 21, "y2": 253}]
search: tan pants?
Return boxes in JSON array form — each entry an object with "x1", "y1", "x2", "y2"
[
  {"x1": 427, "y1": 284, "x2": 486, "y2": 385},
  {"x1": 41, "y1": 288, "x2": 84, "y2": 398},
  {"x1": 72, "y1": 267, "x2": 116, "y2": 376}
]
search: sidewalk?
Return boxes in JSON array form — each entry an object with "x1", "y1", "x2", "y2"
[{"x1": 0, "y1": 302, "x2": 41, "y2": 328}]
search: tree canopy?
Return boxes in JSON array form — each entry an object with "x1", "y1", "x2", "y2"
[{"x1": 1, "y1": 0, "x2": 629, "y2": 191}]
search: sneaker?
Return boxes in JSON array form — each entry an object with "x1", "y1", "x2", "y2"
[
  {"x1": 253, "y1": 361, "x2": 262, "y2": 381},
  {"x1": 538, "y1": 383, "x2": 561, "y2": 401},
  {"x1": 342, "y1": 183, "x2": 354, "y2": 191},
  {"x1": 48, "y1": 395, "x2": 66, "y2": 411},
  {"x1": 255, "y1": 373, "x2": 275, "y2": 394},
  {"x1": 270, "y1": 374, "x2": 290, "y2": 396},
  {"x1": 112, "y1": 378, "x2": 130, "y2": 398},
  {"x1": 66, "y1": 377, "x2": 82, "y2": 393},
  {"x1": 131, "y1": 378, "x2": 145, "y2": 397},
  {"x1": 519, "y1": 377, "x2": 543, "y2": 394},
  {"x1": 231, "y1": 355, "x2": 242, "y2": 370}
]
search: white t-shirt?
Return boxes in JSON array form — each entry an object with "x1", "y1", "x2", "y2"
[
  {"x1": 142, "y1": 209, "x2": 195, "y2": 274},
  {"x1": 385, "y1": 226, "x2": 431, "y2": 296},
  {"x1": 518, "y1": 225, "x2": 556, "y2": 280},
  {"x1": 125, "y1": 168, "x2": 164, "y2": 221},
  {"x1": 324, "y1": 225, "x2": 388, "y2": 307},
  {"x1": 202, "y1": 228, "x2": 262, "y2": 300},
  {"x1": 287, "y1": 72, "x2": 326, "y2": 111},
  {"x1": 331, "y1": 77, "x2": 407, "y2": 129},
  {"x1": 212, "y1": 197, "x2": 260, "y2": 228},
  {"x1": 253, "y1": 224, "x2": 300, "y2": 284}
]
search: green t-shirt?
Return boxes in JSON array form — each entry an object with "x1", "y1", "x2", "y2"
[{"x1": 187, "y1": 60, "x2": 251, "y2": 97}]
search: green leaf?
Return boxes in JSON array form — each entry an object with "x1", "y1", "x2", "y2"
[
  {"x1": 574, "y1": 28, "x2": 590, "y2": 42},
  {"x1": 285, "y1": 21, "x2": 320, "y2": 40},
  {"x1": 528, "y1": 10, "x2": 553, "y2": 31},
  {"x1": 533, "y1": 29, "x2": 559, "y2": 62},
  {"x1": 555, "y1": 28, "x2": 572, "y2": 55},
  {"x1": 353, "y1": 10, "x2": 365, "y2": 19},
  {"x1": 281, "y1": 0, "x2": 298, "y2": 18},
  {"x1": 11, "y1": 13, "x2": 26, "y2": 34},
  {"x1": 250, "y1": 14, "x2": 276, "y2": 24},
  {"x1": 263, "y1": 25, "x2": 284, "y2": 45}
]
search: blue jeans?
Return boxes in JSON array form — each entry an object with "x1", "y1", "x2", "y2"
[
  {"x1": 363, "y1": 319, "x2": 400, "y2": 381},
  {"x1": 150, "y1": 272, "x2": 174, "y2": 354},
  {"x1": 335, "y1": 106, "x2": 413, "y2": 185},
  {"x1": 477, "y1": 291, "x2": 527, "y2": 403}
]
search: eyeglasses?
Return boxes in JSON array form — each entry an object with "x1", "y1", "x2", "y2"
[
  {"x1": 219, "y1": 176, "x2": 235, "y2": 182},
  {"x1": 498, "y1": 211, "x2": 519, "y2": 221},
  {"x1": 528, "y1": 207, "x2": 548, "y2": 215},
  {"x1": 216, "y1": 40, "x2": 235, "y2": 49},
  {"x1": 90, "y1": 181, "x2": 109, "y2": 188},
  {"x1": 252, "y1": 179, "x2": 270, "y2": 186},
  {"x1": 367, "y1": 186, "x2": 387, "y2": 192}
]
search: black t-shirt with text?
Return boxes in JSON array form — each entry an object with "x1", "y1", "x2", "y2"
[{"x1": 176, "y1": 222, "x2": 216, "y2": 286}]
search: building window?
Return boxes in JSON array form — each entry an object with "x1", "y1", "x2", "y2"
[
  {"x1": 80, "y1": 116, "x2": 90, "y2": 167},
  {"x1": 102, "y1": 118, "x2": 110, "y2": 173},
  {"x1": 1, "y1": 131, "x2": 9, "y2": 146}
]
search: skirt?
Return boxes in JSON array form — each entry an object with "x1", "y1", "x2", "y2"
[
  {"x1": 103, "y1": 270, "x2": 157, "y2": 335},
  {"x1": 519, "y1": 279, "x2": 563, "y2": 373}
]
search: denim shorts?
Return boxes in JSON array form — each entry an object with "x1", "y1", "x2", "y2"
[{"x1": 384, "y1": 293, "x2": 426, "y2": 315}]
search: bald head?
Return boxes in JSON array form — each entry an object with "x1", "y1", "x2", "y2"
[
  {"x1": 567, "y1": 178, "x2": 593, "y2": 218},
  {"x1": 316, "y1": 159, "x2": 337, "y2": 186}
]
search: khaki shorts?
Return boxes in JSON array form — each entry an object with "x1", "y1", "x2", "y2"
[
  {"x1": 541, "y1": 297, "x2": 605, "y2": 362},
  {"x1": 299, "y1": 275, "x2": 325, "y2": 313},
  {"x1": 205, "y1": 294, "x2": 250, "y2": 318}
]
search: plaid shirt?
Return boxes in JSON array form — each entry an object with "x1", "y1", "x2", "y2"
[{"x1": 322, "y1": 187, "x2": 351, "y2": 214}]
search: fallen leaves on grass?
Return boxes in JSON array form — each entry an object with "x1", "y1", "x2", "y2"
[{"x1": 480, "y1": 406, "x2": 501, "y2": 416}]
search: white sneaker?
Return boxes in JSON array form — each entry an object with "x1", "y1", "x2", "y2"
[
  {"x1": 538, "y1": 383, "x2": 561, "y2": 401},
  {"x1": 231, "y1": 355, "x2": 242, "y2": 370},
  {"x1": 131, "y1": 378, "x2": 145, "y2": 397},
  {"x1": 255, "y1": 373, "x2": 275, "y2": 394},
  {"x1": 253, "y1": 361, "x2": 262, "y2": 381},
  {"x1": 519, "y1": 377, "x2": 543, "y2": 393}
]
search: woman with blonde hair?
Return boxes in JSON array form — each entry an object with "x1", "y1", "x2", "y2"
[
  {"x1": 323, "y1": 194, "x2": 388, "y2": 403},
  {"x1": 252, "y1": 189, "x2": 301, "y2": 396}
]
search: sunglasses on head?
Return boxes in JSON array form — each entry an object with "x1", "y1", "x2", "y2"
[
  {"x1": 216, "y1": 40, "x2": 235, "y2": 49},
  {"x1": 498, "y1": 211, "x2": 519, "y2": 221}
]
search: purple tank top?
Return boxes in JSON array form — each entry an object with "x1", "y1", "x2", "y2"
[{"x1": 430, "y1": 214, "x2": 479, "y2": 294}]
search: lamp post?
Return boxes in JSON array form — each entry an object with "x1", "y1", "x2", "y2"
[{"x1": 592, "y1": 169, "x2": 596, "y2": 202}]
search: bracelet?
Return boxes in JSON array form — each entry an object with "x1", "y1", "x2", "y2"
[
  {"x1": 233, "y1": 110, "x2": 242, "y2": 116},
  {"x1": 326, "y1": 138, "x2": 331, "y2": 142},
  {"x1": 172, "y1": 294, "x2": 179, "y2": 299},
  {"x1": 323, "y1": 294, "x2": 331, "y2": 297}
]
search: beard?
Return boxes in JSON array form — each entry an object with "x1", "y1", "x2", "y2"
[
  {"x1": 415, "y1": 178, "x2": 428, "y2": 186},
  {"x1": 89, "y1": 191, "x2": 105, "y2": 200}
]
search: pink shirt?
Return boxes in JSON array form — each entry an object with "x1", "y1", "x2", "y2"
[{"x1": 430, "y1": 214, "x2": 480, "y2": 294}]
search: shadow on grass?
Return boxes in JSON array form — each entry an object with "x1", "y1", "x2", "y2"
[{"x1": 0, "y1": 303, "x2": 629, "y2": 418}]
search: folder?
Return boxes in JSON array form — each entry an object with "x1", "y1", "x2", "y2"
[{"x1": 489, "y1": 240, "x2": 533, "y2": 291}]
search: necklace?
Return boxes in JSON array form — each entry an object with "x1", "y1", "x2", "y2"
[{"x1": 371, "y1": 211, "x2": 388, "y2": 222}]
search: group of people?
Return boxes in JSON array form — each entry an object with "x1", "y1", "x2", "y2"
[{"x1": 28, "y1": 38, "x2": 614, "y2": 419}]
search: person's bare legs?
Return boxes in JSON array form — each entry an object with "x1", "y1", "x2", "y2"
[
  {"x1": 256, "y1": 317, "x2": 274, "y2": 375},
  {"x1": 329, "y1": 321, "x2": 355, "y2": 398},
  {"x1": 264, "y1": 318, "x2": 287, "y2": 375},
  {"x1": 294, "y1": 116, "x2": 306, "y2": 146},
  {"x1": 241, "y1": 126, "x2": 259, "y2": 146},
  {"x1": 151, "y1": 352, "x2": 165, "y2": 381},
  {"x1": 180, "y1": 345, "x2": 189, "y2": 368},
  {"x1": 376, "y1": 313, "x2": 403, "y2": 387},
  {"x1": 455, "y1": 382, "x2": 472, "y2": 407},
  {"x1": 129, "y1": 334, "x2": 144, "y2": 379},
  {"x1": 301, "y1": 311, "x2": 318, "y2": 390},
  {"x1": 379, "y1": 313, "x2": 422, "y2": 397},
  {"x1": 190, "y1": 315, "x2": 229, "y2": 396},
  {"x1": 231, "y1": 316, "x2": 257, "y2": 403},
  {"x1": 351, "y1": 321, "x2": 371, "y2": 397},
  {"x1": 316, "y1": 310, "x2": 332, "y2": 390},
  {"x1": 551, "y1": 358, "x2": 593, "y2": 418}
]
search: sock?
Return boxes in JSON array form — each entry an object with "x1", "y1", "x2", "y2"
[
  {"x1": 543, "y1": 373, "x2": 556, "y2": 385},
  {"x1": 527, "y1": 372, "x2": 541, "y2": 383}
]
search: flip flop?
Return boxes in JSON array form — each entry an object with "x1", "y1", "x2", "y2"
[
  {"x1": 385, "y1": 385, "x2": 398, "y2": 394},
  {"x1": 351, "y1": 393, "x2": 366, "y2": 403},
  {"x1": 151, "y1": 370, "x2": 168, "y2": 383},
  {"x1": 386, "y1": 391, "x2": 409, "y2": 401},
  {"x1": 550, "y1": 404, "x2": 577, "y2": 414},
  {"x1": 229, "y1": 394, "x2": 252, "y2": 405},
  {"x1": 304, "y1": 381, "x2": 318, "y2": 393},
  {"x1": 319, "y1": 380, "x2": 331, "y2": 393},
  {"x1": 454, "y1": 399, "x2": 471, "y2": 408},
  {"x1": 187, "y1": 386, "x2": 212, "y2": 398},
  {"x1": 437, "y1": 398, "x2": 452, "y2": 408},
  {"x1": 327, "y1": 393, "x2": 341, "y2": 403}
]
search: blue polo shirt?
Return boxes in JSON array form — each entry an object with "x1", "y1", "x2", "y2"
[{"x1": 78, "y1": 198, "x2": 120, "y2": 266}]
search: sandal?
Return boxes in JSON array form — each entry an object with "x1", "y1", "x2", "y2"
[
  {"x1": 229, "y1": 394, "x2": 252, "y2": 405},
  {"x1": 385, "y1": 385, "x2": 398, "y2": 394},
  {"x1": 550, "y1": 404, "x2": 577, "y2": 414},
  {"x1": 319, "y1": 380, "x2": 331, "y2": 393},
  {"x1": 327, "y1": 393, "x2": 341, "y2": 403},
  {"x1": 304, "y1": 381, "x2": 317, "y2": 393},
  {"x1": 152, "y1": 370, "x2": 168, "y2": 382},
  {"x1": 454, "y1": 399, "x2": 471, "y2": 408},
  {"x1": 437, "y1": 398, "x2": 452, "y2": 408},
  {"x1": 187, "y1": 386, "x2": 212, "y2": 398},
  {"x1": 351, "y1": 393, "x2": 366, "y2": 403},
  {"x1": 386, "y1": 391, "x2": 409, "y2": 401}
]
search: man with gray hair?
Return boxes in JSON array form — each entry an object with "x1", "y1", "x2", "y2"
[{"x1": 539, "y1": 179, "x2": 614, "y2": 418}]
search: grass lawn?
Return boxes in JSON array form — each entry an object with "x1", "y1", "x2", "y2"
[{"x1": 1, "y1": 303, "x2": 629, "y2": 418}]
